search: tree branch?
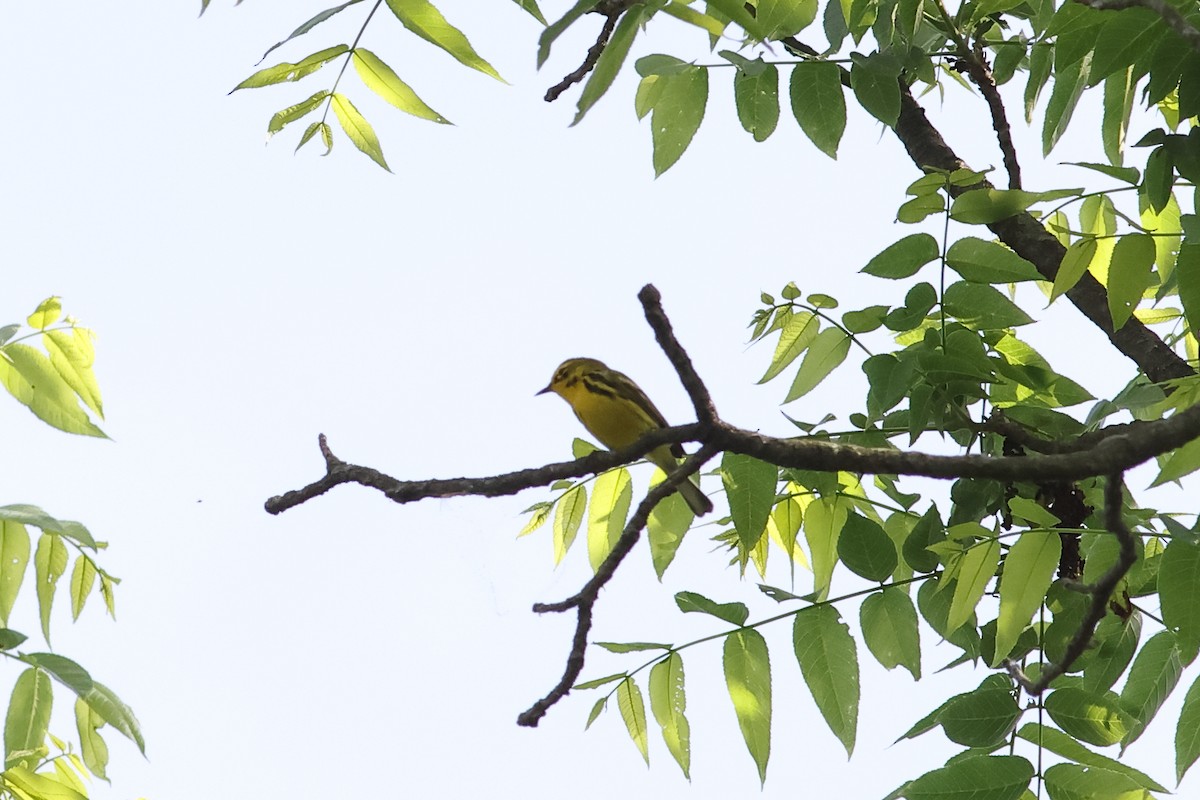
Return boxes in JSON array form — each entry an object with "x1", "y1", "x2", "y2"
[
  {"x1": 1004, "y1": 472, "x2": 1137, "y2": 694},
  {"x1": 516, "y1": 443, "x2": 720, "y2": 727},
  {"x1": 893, "y1": 83, "x2": 1193, "y2": 384},
  {"x1": 543, "y1": 1, "x2": 631, "y2": 102},
  {"x1": 966, "y1": 36, "x2": 1022, "y2": 189}
]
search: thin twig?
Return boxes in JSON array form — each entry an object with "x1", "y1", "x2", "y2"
[
  {"x1": 968, "y1": 37, "x2": 1022, "y2": 189},
  {"x1": 516, "y1": 444, "x2": 720, "y2": 726},
  {"x1": 544, "y1": 2, "x2": 628, "y2": 102},
  {"x1": 1004, "y1": 473, "x2": 1137, "y2": 693},
  {"x1": 638, "y1": 284, "x2": 719, "y2": 426}
]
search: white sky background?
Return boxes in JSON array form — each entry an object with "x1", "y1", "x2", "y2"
[{"x1": 2, "y1": 1, "x2": 1195, "y2": 798}]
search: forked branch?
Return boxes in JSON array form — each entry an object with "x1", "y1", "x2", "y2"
[{"x1": 266, "y1": 285, "x2": 1200, "y2": 726}]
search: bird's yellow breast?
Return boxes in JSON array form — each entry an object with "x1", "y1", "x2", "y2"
[{"x1": 557, "y1": 378, "x2": 655, "y2": 452}]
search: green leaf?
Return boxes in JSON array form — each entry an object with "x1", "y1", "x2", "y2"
[
  {"x1": 951, "y1": 188, "x2": 1081, "y2": 225},
  {"x1": 724, "y1": 628, "x2": 771, "y2": 784},
  {"x1": 757, "y1": 0, "x2": 818, "y2": 37},
  {"x1": 231, "y1": 45, "x2": 350, "y2": 91},
  {"x1": 862, "y1": 233, "x2": 940, "y2": 279},
  {"x1": 18, "y1": 654, "x2": 92, "y2": 697},
  {"x1": 1088, "y1": 7, "x2": 1162, "y2": 86},
  {"x1": 721, "y1": 453, "x2": 776, "y2": 553},
  {"x1": 789, "y1": 62, "x2": 846, "y2": 159},
  {"x1": 34, "y1": 533, "x2": 67, "y2": 645},
  {"x1": 0, "y1": 630, "x2": 26, "y2": 651},
  {"x1": 1044, "y1": 686, "x2": 1133, "y2": 746},
  {"x1": 1006, "y1": 497, "x2": 1060, "y2": 528},
  {"x1": 584, "y1": 696, "x2": 607, "y2": 728},
  {"x1": 517, "y1": 502, "x2": 550, "y2": 537},
  {"x1": 1066, "y1": 161, "x2": 1140, "y2": 184},
  {"x1": 330, "y1": 93, "x2": 389, "y2": 171},
  {"x1": 849, "y1": 51, "x2": 901, "y2": 126},
  {"x1": 295, "y1": 121, "x2": 334, "y2": 155},
  {"x1": 1083, "y1": 613, "x2": 1141, "y2": 693},
  {"x1": 647, "y1": 471, "x2": 693, "y2": 578},
  {"x1": 991, "y1": 532, "x2": 1061, "y2": 666},
  {"x1": 573, "y1": 6, "x2": 645, "y2": 125},
  {"x1": 900, "y1": 755, "x2": 1033, "y2": 800},
  {"x1": 267, "y1": 91, "x2": 331, "y2": 136},
  {"x1": 587, "y1": 468, "x2": 632, "y2": 572},
  {"x1": 947, "y1": 535, "x2": 999, "y2": 634},
  {"x1": 1050, "y1": 238, "x2": 1098, "y2": 302},
  {"x1": 804, "y1": 497, "x2": 848, "y2": 601},
  {"x1": 1043, "y1": 763, "x2": 1151, "y2": 800},
  {"x1": 4, "y1": 668, "x2": 52, "y2": 770},
  {"x1": 836, "y1": 512, "x2": 896, "y2": 581},
  {"x1": 734, "y1": 62, "x2": 780, "y2": 142},
  {"x1": 574, "y1": 672, "x2": 625, "y2": 690},
  {"x1": 74, "y1": 698, "x2": 108, "y2": 781},
  {"x1": 26, "y1": 298, "x2": 61, "y2": 330},
  {"x1": 384, "y1": 0, "x2": 503, "y2": 80},
  {"x1": 1106, "y1": 233, "x2": 1156, "y2": 330},
  {"x1": 943, "y1": 282, "x2": 1035, "y2": 329},
  {"x1": 1024, "y1": 40, "x2": 1052, "y2": 123},
  {"x1": 68, "y1": 556, "x2": 96, "y2": 622},
  {"x1": 539, "y1": 2, "x2": 599, "y2": 66},
  {"x1": 1101, "y1": 68, "x2": 1134, "y2": 168},
  {"x1": 939, "y1": 688, "x2": 1020, "y2": 747},
  {"x1": 353, "y1": 49, "x2": 450, "y2": 123},
  {"x1": 860, "y1": 587, "x2": 920, "y2": 679},
  {"x1": 257, "y1": 0, "x2": 365, "y2": 64},
  {"x1": 595, "y1": 641, "x2": 670, "y2": 653},
  {"x1": 842, "y1": 304, "x2": 889, "y2": 333},
  {"x1": 703, "y1": 0, "x2": 769, "y2": 38},
  {"x1": 783, "y1": 327, "x2": 851, "y2": 402},
  {"x1": 793, "y1": 606, "x2": 858, "y2": 754},
  {"x1": 0, "y1": 344, "x2": 105, "y2": 437},
  {"x1": 660, "y1": 1, "x2": 727, "y2": 36},
  {"x1": 553, "y1": 485, "x2": 586, "y2": 565},
  {"x1": 945, "y1": 237, "x2": 1042, "y2": 283},
  {"x1": 0, "y1": 522, "x2": 29, "y2": 628},
  {"x1": 78, "y1": 682, "x2": 143, "y2": 753},
  {"x1": 1161, "y1": 540, "x2": 1200, "y2": 659},
  {"x1": 648, "y1": 652, "x2": 690, "y2": 778},
  {"x1": 1043, "y1": 53, "x2": 1092, "y2": 156},
  {"x1": 1177, "y1": 242, "x2": 1200, "y2": 337},
  {"x1": 615, "y1": 677, "x2": 649, "y2": 764},
  {"x1": 641, "y1": 66, "x2": 709, "y2": 176},
  {"x1": 1178, "y1": 673, "x2": 1200, "y2": 783},
  {"x1": 675, "y1": 590, "x2": 748, "y2": 625},
  {"x1": 1016, "y1": 722, "x2": 1166, "y2": 791},
  {"x1": 512, "y1": 0, "x2": 547, "y2": 24},
  {"x1": 1119, "y1": 629, "x2": 1183, "y2": 746},
  {"x1": 1, "y1": 766, "x2": 85, "y2": 800},
  {"x1": 759, "y1": 311, "x2": 818, "y2": 383},
  {"x1": 918, "y1": 575, "x2": 981, "y2": 657}
]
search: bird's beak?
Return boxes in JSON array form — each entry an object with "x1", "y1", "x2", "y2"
[{"x1": 536, "y1": 384, "x2": 552, "y2": 396}]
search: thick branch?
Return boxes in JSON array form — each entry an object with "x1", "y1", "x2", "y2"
[
  {"x1": 516, "y1": 444, "x2": 720, "y2": 727},
  {"x1": 1004, "y1": 473, "x2": 1137, "y2": 693},
  {"x1": 894, "y1": 83, "x2": 1193, "y2": 384}
]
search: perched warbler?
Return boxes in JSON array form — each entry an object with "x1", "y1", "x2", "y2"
[{"x1": 538, "y1": 357, "x2": 713, "y2": 516}]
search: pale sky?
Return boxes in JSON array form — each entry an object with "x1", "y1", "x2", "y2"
[{"x1": 3, "y1": 2, "x2": 1194, "y2": 798}]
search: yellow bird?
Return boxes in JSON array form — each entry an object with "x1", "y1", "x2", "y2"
[{"x1": 538, "y1": 357, "x2": 713, "y2": 516}]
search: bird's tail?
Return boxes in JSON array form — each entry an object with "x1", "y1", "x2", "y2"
[{"x1": 677, "y1": 476, "x2": 714, "y2": 517}]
